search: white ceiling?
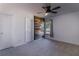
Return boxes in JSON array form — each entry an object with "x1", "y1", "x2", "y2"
[
  {"x1": 1, "y1": 3, "x2": 79, "y2": 17},
  {"x1": 0, "y1": 3, "x2": 45, "y2": 17},
  {"x1": 51, "y1": 3, "x2": 79, "y2": 12},
  {"x1": 14, "y1": 3, "x2": 46, "y2": 17},
  {"x1": 47, "y1": 3, "x2": 79, "y2": 17},
  {"x1": 25, "y1": 3, "x2": 79, "y2": 17}
]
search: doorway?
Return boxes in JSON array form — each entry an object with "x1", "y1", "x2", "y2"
[
  {"x1": 34, "y1": 16, "x2": 44, "y2": 40},
  {"x1": 34, "y1": 16, "x2": 53, "y2": 40}
]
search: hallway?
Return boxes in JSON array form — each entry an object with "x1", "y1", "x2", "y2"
[{"x1": 0, "y1": 38, "x2": 79, "y2": 56}]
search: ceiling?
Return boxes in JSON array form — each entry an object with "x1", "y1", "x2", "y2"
[
  {"x1": 14, "y1": 3, "x2": 46, "y2": 17},
  {"x1": 30, "y1": 3, "x2": 79, "y2": 18},
  {"x1": 1, "y1": 3, "x2": 79, "y2": 17},
  {"x1": 50, "y1": 3, "x2": 79, "y2": 16},
  {"x1": 0, "y1": 3, "x2": 45, "y2": 17}
]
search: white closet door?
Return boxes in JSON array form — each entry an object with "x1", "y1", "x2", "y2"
[{"x1": 0, "y1": 14, "x2": 12, "y2": 50}]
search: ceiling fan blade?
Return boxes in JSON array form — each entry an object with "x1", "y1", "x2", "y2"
[
  {"x1": 42, "y1": 7, "x2": 46, "y2": 9},
  {"x1": 42, "y1": 6, "x2": 50, "y2": 11},
  {"x1": 52, "y1": 6, "x2": 61, "y2": 10},
  {"x1": 51, "y1": 11, "x2": 57, "y2": 13}
]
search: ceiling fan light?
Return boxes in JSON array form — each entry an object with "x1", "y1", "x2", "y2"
[{"x1": 45, "y1": 13, "x2": 49, "y2": 16}]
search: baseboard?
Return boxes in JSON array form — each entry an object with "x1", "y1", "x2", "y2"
[
  {"x1": 49, "y1": 38, "x2": 79, "y2": 46},
  {"x1": 13, "y1": 42, "x2": 26, "y2": 47}
]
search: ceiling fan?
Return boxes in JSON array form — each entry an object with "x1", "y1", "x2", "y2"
[{"x1": 37, "y1": 5, "x2": 61, "y2": 16}]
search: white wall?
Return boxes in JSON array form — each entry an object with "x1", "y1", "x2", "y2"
[
  {"x1": 0, "y1": 4, "x2": 34, "y2": 47},
  {"x1": 53, "y1": 12, "x2": 79, "y2": 45}
]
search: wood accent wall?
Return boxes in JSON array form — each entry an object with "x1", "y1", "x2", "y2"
[{"x1": 34, "y1": 16, "x2": 44, "y2": 33}]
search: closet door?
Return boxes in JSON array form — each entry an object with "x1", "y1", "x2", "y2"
[{"x1": 0, "y1": 14, "x2": 12, "y2": 50}]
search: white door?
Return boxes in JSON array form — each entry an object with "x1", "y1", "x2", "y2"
[{"x1": 0, "y1": 14, "x2": 12, "y2": 50}]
